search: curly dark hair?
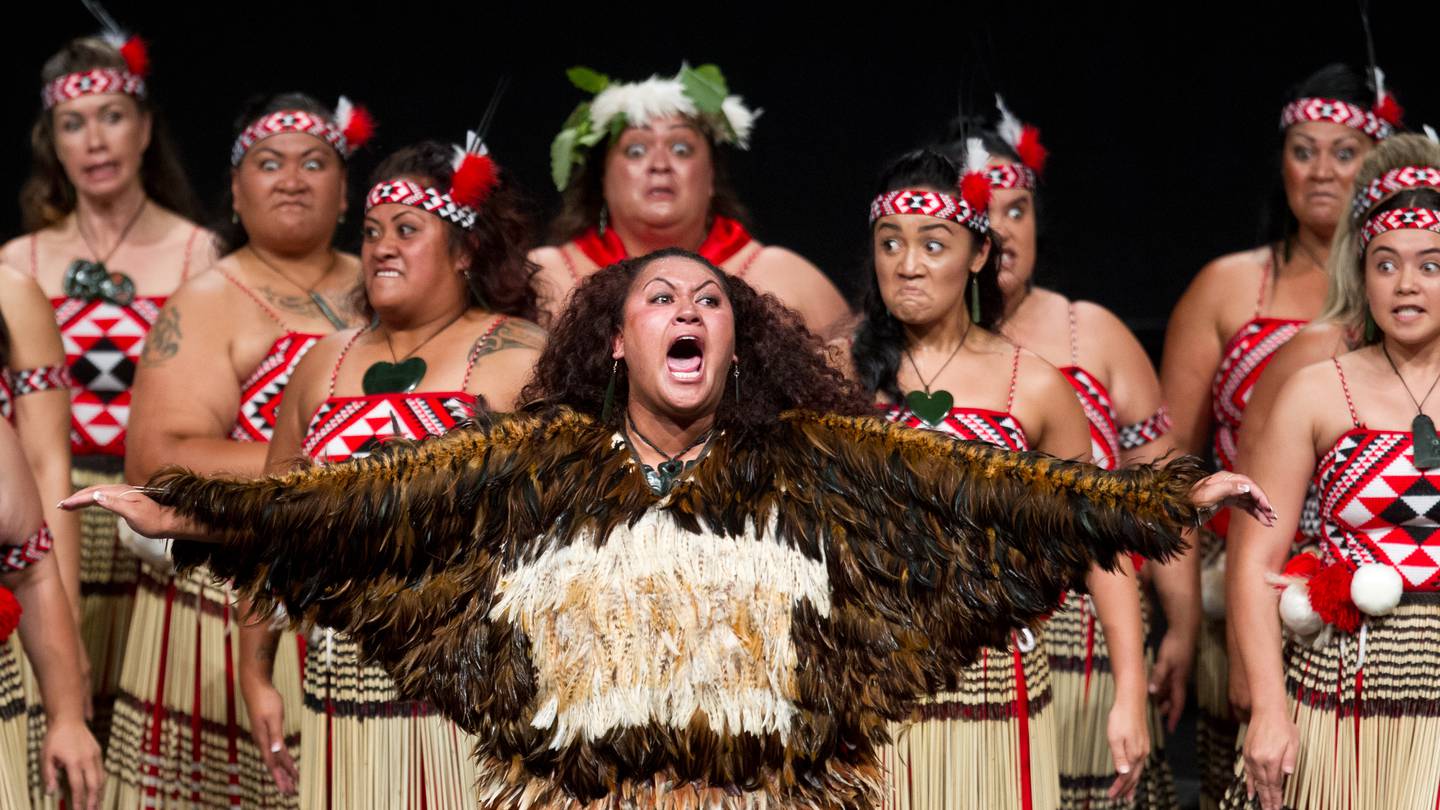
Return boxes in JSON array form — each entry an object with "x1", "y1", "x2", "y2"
[
  {"x1": 520, "y1": 247, "x2": 870, "y2": 430},
  {"x1": 852, "y1": 149, "x2": 1005, "y2": 404},
  {"x1": 213, "y1": 92, "x2": 346, "y2": 254},
  {"x1": 355, "y1": 141, "x2": 539, "y2": 321},
  {"x1": 547, "y1": 132, "x2": 751, "y2": 245},
  {"x1": 22, "y1": 37, "x2": 200, "y2": 231}
]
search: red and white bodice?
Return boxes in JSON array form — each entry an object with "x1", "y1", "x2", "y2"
[
  {"x1": 303, "y1": 392, "x2": 476, "y2": 463},
  {"x1": 52, "y1": 294, "x2": 165, "y2": 456},
  {"x1": 230, "y1": 332, "x2": 322, "y2": 442},
  {"x1": 1061, "y1": 366, "x2": 1122, "y2": 470},
  {"x1": 1211, "y1": 317, "x2": 1304, "y2": 471},
  {"x1": 1317, "y1": 429, "x2": 1440, "y2": 591},
  {"x1": 884, "y1": 404, "x2": 1030, "y2": 452}
]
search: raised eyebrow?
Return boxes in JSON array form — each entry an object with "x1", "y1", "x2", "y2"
[
  {"x1": 644, "y1": 277, "x2": 678, "y2": 290},
  {"x1": 875, "y1": 223, "x2": 902, "y2": 232},
  {"x1": 918, "y1": 223, "x2": 956, "y2": 234},
  {"x1": 691, "y1": 279, "x2": 721, "y2": 293}
]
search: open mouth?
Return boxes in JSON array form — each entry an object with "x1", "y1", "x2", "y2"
[
  {"x1": 666, "y1": 335, "x2": 704, "y2": 380},
  {"x1": 83, "y1": 161, "x2": 119, "y2": 179}
]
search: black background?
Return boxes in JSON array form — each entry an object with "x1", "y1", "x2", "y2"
[{"x1": 7, "y1": 2, "x2": 1436, "y2": 353}]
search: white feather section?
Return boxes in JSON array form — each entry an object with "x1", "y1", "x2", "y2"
[
  {"x1": 1373, "y1": 67, "x2": 1387, "y2": 104},
  {"x1": 100, "y1": 30, "x2": 126, "y2": 50},
  {"x1": 995, "y1": 93, "x2": 1024, "y2": 149},
  {"x1": 965, "y1": 136, "x2": 990, "y2": 175},
  {"x1": 1425, "y1": 124, "x2": 1438, "y2": 144},
  {"x1": 334, "y1": 95, "x2": 354, "y2": 130},
  {"x1": 489, "y1": 510, "x2": 830, "y2": 749},
  {"x1": 722, "y1": 95, "x2": 760, "y2": 148},
  {"x1": 452, "y1": 130, "x2": 488, "y2": 170},
  {"x1": 590, "y1": 77, "x2": 695, "y2": 133}
]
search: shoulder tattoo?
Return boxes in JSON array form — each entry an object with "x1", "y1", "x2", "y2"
[
  {"x1": 141, "y1": 306, "x2": 182, "y2": 367},
  {"x1": 470, "y1": 319, "x2": 546, "y2": 360}
]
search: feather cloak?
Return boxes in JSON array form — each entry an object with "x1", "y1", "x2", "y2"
[{"x1": 155, "y1": 408, "x2": 1200, "y2": 809}]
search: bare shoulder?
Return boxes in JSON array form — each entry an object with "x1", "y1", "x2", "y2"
[
  {"x1": 1014, "y1": 344, "x2": 1075, "y2": 401},
  {"x1": 1072, "y1": 300, "x2": 1150, "y2": 362},
  {"x1": 0, "y1": 263, "x2": 47, "y2": 308},
  {"x1": 742, "y1": 245, "x2": 831, "y2": 287},
  {"x1": 1276, "y1": 321, "x2": 1349, "y2": 365},
  {"x1": 486, "y1": 316, "x2": 547, "y2": 352},
  {"x1": 0, "y1": 232, "x2": 38, "y2": 272},
  {"x1": 1184, "y1": 246, "x2": 1271, "y2": 302}
]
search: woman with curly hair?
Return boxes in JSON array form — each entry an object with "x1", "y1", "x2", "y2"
[
  {"x1": 64, "y1": 248, "x2": 1269, "y2": 809},
  {"x1": 239, "y1": 139, "x2": 545, "y2": 807}
]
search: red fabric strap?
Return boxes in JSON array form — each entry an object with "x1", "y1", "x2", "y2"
[{"x1": 573, "y1": 216, "x2": 754, "y2": 269}]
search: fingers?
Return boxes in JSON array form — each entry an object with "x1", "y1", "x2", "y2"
[
  {"x1": 1165, "y1": 678, "x2": 1186, "y2": 733},
  {"x1": 82, "y1": 754, "x2": 105, "y2": 810},
  {"x1": 259, "y1": 715, "x2": 298, "y2": 795},
  {"x1": 272, "y1": 743, "x2": 299, "y2": 795},
  {"x1": 42, "y1": 752, "x2": 57, "y2": 797},
  {"x1": 65, "y1": 753, "x2": 86, "y2": 810}
]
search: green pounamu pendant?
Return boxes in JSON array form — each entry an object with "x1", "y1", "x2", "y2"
[
  {"x1": 362, "y1": 357, "x2": 426, "y2": 395},
  {"x1": 905, "y1": 389, "x2": 954, "y2": 427},
  {"x1": 1415, "y1": 414, "x2": 1440, "y2": 469}
]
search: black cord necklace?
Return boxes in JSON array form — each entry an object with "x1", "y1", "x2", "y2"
[
  {"x1": 64, "y1": 198, "x2": 148, "y2": 305},
  {"x1": 1381, "y1": 341, "x2": 1440, "y2": 468},
  {"x1": 626, "y1": 415, "x2": 713, "y2": 494},
  {"x1": 901, "y1": 320, "x2": 972, "y2": 427},
  {"x1": 361, "y1": 311, "x2": 468, "y2": 395},
  {"x1": 248, "y1": 247, "x2": 349, "y2": 330}
]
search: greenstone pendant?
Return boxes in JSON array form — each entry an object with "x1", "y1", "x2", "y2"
[
  {"x1": 905, "y1": 389, "x2": 955, "y2": 427},
  {"x1": 1415, "y1": 414, "x2": 1440, "y2": 469},
  {"x1": 362, "y1": 357, "x2": 426, "y2": 395}
]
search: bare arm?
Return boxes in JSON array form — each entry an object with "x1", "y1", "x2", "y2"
[
  {"x1": 527, "y1": 247, "x2": 579, "y2": 330},
  {"x1": 126, "y1": 280, "x2": 268, "y2": 481},
  {"x1": 1, "y1": 267, "x2": 82, "y2": 624},
  {"x1": 1160, "y1": 261, "x2": 1231, "y2": 456},
  {"x1": 467, "y1": 318, "x2": 547, "y2": 411},
  {"x1": 741, "y1": 247, "x2": 852, "y2": 340},
  {"x1": 1229, "y1": 368, "x2": 1324, "y2": 809},
  {"x1": 0, "y1": 419, "x2": 102, "y2": 809}
]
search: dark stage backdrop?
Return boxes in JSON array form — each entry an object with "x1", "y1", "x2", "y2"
[{"x1": 6, "y1": 3, "x2": 1434, "y2": 355}]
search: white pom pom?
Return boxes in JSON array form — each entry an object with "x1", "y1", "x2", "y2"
[
  {"x1": 1279, "y1": 583, "x2": 1323, "y2": 636},
  {"x1": 1201, "y1": 554, "x2": 1226, "y2": 620},
  {"x1": 1350, "y1": 563, "x2": 1403, "y2": 616}
]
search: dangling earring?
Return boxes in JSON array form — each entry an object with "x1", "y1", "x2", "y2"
[
  {"x1": 598, "y1": 204, "x2": 609, "y2": 236},
  {"x1": 732, "y1": 361, "x2": 741, "y2": 402},
  {"x1": 601, "y1": 359, "x2": 619, "y2": 423},
  {"x1": 338, "y1": 211, "x2": 346, "y2": 225},
  {"x1": 1364, "y1": 311, "x2": 1380, "y2": 343},
  {"x1": 969, "y1": 274, "x2": 982, "y2": 325},
  {"x1": 231, "y1": 210, "x2": 239, "y2": 225}
]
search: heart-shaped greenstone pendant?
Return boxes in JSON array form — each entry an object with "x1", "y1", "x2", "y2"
[
  {"x1": 905, "y1": 389, "x2": 954, "y2": 427},
  {"x1": 362, "y1": 357, "x2": 427, "y2": 395}
]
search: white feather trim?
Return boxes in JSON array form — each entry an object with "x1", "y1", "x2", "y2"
[
  {"x1": 100, "y1": 30, "x2": 127, "y2": 50},
  {"x1": 1373, "y1": 67, "x2": 1387, "y2": 104},
  {"x1": 721, "y1": 95, "x2": 759, "y2": 148},
  {"x1": 1425, "y1": 124, "x2": 1438, "y2": 144},
  {"x1": 452, "y1": 130, "x2": 488, "y2": 171},
  {"x1": 590, "y1": 77, "x2": 695, "y2": 134},
  {"x1": 995, "y1": 94, "x2": 1024, "y2": 150},
  {"x1": 334, "y1": 96, "x2": 354, "y2": 130},
  {"x1": 964, "y1": 136, "x2": 990, "y2": 175}
]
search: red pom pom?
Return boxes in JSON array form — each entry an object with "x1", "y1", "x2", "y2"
[
  {"x1": 1374, "y1": 93, "x2": 1405, "y2": 127},
  {"x1": 119, "y1": 36, "x2": 149, "y2": 78},
  {"x1": 0, "y1": 586, "x2": 20, "y2": 644},
  {"x1": 451, "y1": 153, "x2": 499, "y2": 209},
  {"x1": 1308, "y1": 563, "x2": 1361, "y2": 633},
  {"x1": 960, "y1": 171, "x2": 992, "y2": 212},
  {"x1": 1282, "y1": 553, "x2": 1322, "y2": 580},
  {"x1": 342, "y1": 105, "x2": 375, "y2": 151},
  {"x1": 1016, "y1": 125, "x2": 1048, "y2": 174}
]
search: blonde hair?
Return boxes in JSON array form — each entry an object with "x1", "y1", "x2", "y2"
[{"x1": 1318, "y1": 134, "x2": 1440, "y2": 345}]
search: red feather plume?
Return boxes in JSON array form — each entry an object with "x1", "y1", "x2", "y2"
[
  {"x1": 451, "y1": 153, "x2": 499, "y2": 209},
  {"x1": 119, "y1": 36, "x2": 149, "y2": 78},
  {"x1": 0, "y1": 586, "x2": 20, "y2": 644},
  {"x1": 342, "y1": 106, "x2": 376, "y2": 151},
  {"x1": 959, "y1": 171, "x2": 992, "y2": 212},
  {"x1": 1282, "y1": 553, "x2": 1322, "y2": 580},
  {"x1": 1307, "y1": 563, "x2": 1361, "y2": 634},
  {"x1": 1016, "y1": 125, "x2": 1048, "y2": 174},
  {"x1": 1374, "y1": 93, "x2": 1404, "y2": 127}
]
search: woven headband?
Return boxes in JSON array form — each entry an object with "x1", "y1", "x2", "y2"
[
  {"x1": 1353, "y1": 165, "x2": 1440, "y2": 221},
  {"x1": 365, "y1": 179, "x2": 478, "y2": 230},
  {"x1": 41, "y1": 35, "x2": 149, "y2": 110},
  {"x1": 1280, "y1": 97, "x2": 1392, "y2": 140},
  {"x1": 1360, "y1": 208, "x2": 1440, "y2": 250},
  {"x1": 230, "y1": 97, "x2": 373, "y2": 167},
  {"x1": 983, "y1": 162, "x2": 1037, "y2": 191},
  {"x1": 870, "y1": 189, "x2": 989, "y2": 233}
]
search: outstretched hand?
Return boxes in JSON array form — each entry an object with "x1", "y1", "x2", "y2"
[
  {"x1": 1190, "y1": 472, "x2": 1276, "y2": 527},
  {"x1": 59, "y1": 485, "x2": 193, "y2": 541}
]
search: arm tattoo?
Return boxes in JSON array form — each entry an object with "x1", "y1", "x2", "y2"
[
  {"x1": 141, "y1": 306, "x2": 182, "y2": 367},
  {"x1": 470, "y1": 320, "x2": 547, "y2": 360}
]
